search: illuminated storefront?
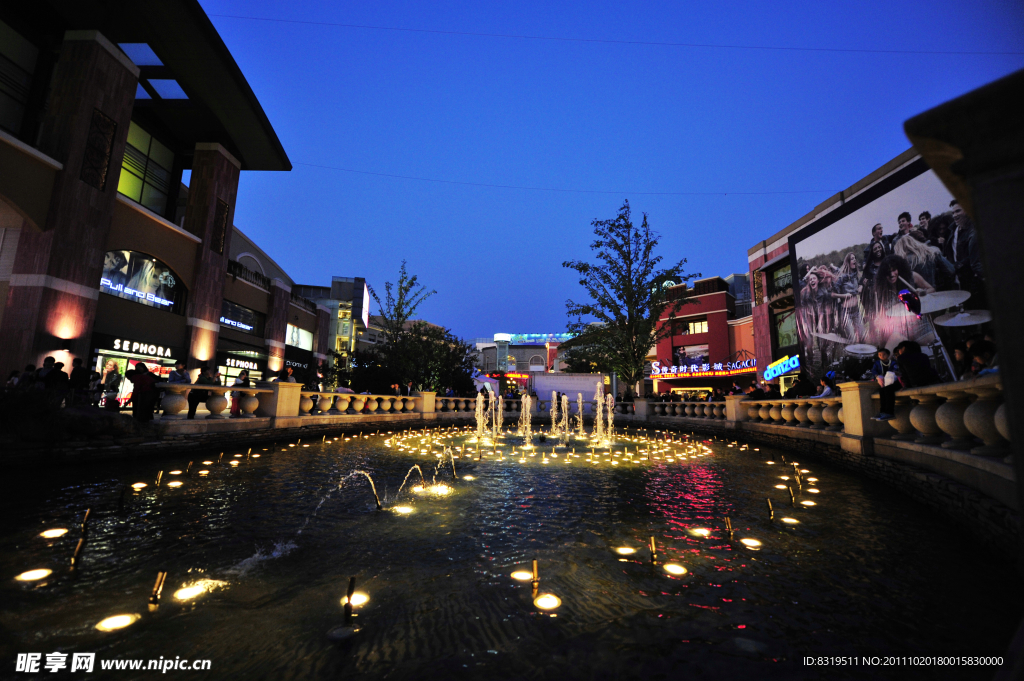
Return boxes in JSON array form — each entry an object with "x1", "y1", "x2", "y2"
[{"x1": 92, "y1": 333, "x2": 184, "y2": 407}]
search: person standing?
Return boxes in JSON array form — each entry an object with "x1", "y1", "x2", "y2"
[
  {"x1": 230, "y1": 369, "x2": 250, "y2": 416},
  {"x1": 404, "y1": 381, "x2": 415, "y2": 396},
  {"x1": 68, "y1": 358, "x2": 90, "y2": 405},
  {"x1": 126, "y1": 362, "x2": 159, "y2": 423},
  {"x1": 101, "y1": 359, "x2": 122, "y2": 411},
  {"x1": 274, "y1": 366, "x2": 296, "y2": 382},
  {"x1": 168, "y1": 360, "x2": 191, "y2": 385},
  {"x1": 187, "y1": 366, "x2": 216, "y2": 419},
  {"x1": 942, "y1": 199, "x2": 986, "y2": 309}
]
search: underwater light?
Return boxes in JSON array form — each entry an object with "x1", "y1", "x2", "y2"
[
  {"x1": 614, "y1": 547, "x2": 636, "y2": 555},
  {"x1": 40, "y1": 529, "x2": 68, "y2": 539},
  {"x1": 462, "y1": 475, "x2": 475, "y2": 481},
  {"x1": 174, "y1": 579, "x2": 227, "y2": 601},
  {"x1": 691, "y1": 528, "x2": 711, "y2": 537},
  {"x1": 429, "y1": 485, "x2": 453, "y2": 496},
  {"x1": 198, "y1": 470, "x2": 209, "y2": 476},
  {"x1": 766, "y1": 461, "x2": 775, "y2": 465},
  {"x1": 202, "y1": 461, "x2": 213, "y2": 465},
  {"x1": 663, "y1": 564, "x2": 687, "y2": 575},
  {"x1": 801, "y1": 500, "x2": 816, "y2": 506},
  {"x1": 774, "y1": 485, "x2": 787, "y2": 489},
  {"x1": 252, "y1": 454, "x2": 260, "y2": 458},
  {"x1": 166, "y1": 481, "x2": 183, "y2": 488},
  {"x1": 131, "y1": 483, "x2": 147, "y2": 490},
  {"x1": 95, "y1": 614, "x2": 139, "y2": 631},
  {"x1": 808, "y1": 477, "x2": 818, "y2": 482},
  {"x1": 169, "y1": 470, "x2": 182, "y2": 475},
  {"x1": 15, "y1": 569, "x2": 52, "y2": 581},
  {"x1": 534, "y1": 593, "x2": 561, "y2": 610},
  {"x1": 393, "y1": 506, "x2": 414, "y2": 514},
  {"x1": 234, "y1": 454, "x2": 242, "y2": 458},
  {"x1": 511, "y1": 571, "x2": 533, "y2": 581},
  {"x1": 800, "y1": 469, "x2": 809, "y2": 473},
  {"x1": 781, "y1": 517, "x2": 799, "y2": 524},
  {"x1": 807, "y1": 488, "x2": 819, "y2": 494},
  {"x1": 341, "y1": 592, "x2": 369, "y2": 607},
  {"x1": 740, "y1": 538, "x2": 762, "y2": 548},
  {"x1": 229, "y1": 461, "x2": 239, "y2": 467}
]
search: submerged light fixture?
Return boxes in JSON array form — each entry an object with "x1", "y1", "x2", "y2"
[
  {"x1": 95, "y1": 614, "x2": 140, "y2": 632},
  {"x1": 40, "y1": 528, "x2": 68, "y2": 539},
  {"x1": 534, "y1": 593, "x2": 561, "y2": 610},
  {"x1": 15, "y1": 569, "x2": 52, "y2": 582}
]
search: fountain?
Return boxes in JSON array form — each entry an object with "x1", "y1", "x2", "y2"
[
  {"x1": 605, "y1": 393, "x2": 615, "y2": 442},
  {"x1": 395, "y1": 464, "x2": 426, "y2": 498},
  {"x1": 475, "y1": 392, "x2": 486, "y2": 442},
  {"x1": 549, "y1": 391, "x2": 559, "y2": 438},
  {"x1": 592, "y1": 383, "x2": 605, "y2": 443},
  {"x1": 576, "y1": 392, "x2": 585, "y2": 439},
  {"x1": 349, "y1": 471, "x2": 382, "y2": 511},
  {"x1": 518, "y1": 393, "x2": 533, "y2": 446},
  {"x1": 493, "y1": 393, "x2": 503, "y2": 442},
  {"x1": 558, "y1": 394, "x2": 570, "y2": 447}
]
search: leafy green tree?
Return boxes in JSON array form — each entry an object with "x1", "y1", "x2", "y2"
[
  {"x1": 406, "y1": 322, "x2": 476, "y2": 394},
  {"x1": 562, "y1": 200, "x2": 696, "y2": 389},
  {"x1": 368, "y1": 260, "x2": 436, "y2": 385},
  {"x1": 560, "y1": 343, "x2": 615, "y2": 374}
]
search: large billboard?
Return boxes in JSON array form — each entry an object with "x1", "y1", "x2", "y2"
[
  {"x1": 100, "y1": 250, "x2": 187, "y2": 314},
  {"x1": 788, "y1": 158, "x2": 984, "y2": 382}
]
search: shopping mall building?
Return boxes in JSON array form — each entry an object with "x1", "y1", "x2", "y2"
[
  {"x1": 0, "y1": 1, "x2": 332, "y2": 402},
  {"x1": 650, "y1": 275, "x2": 755, "y2": 395}
]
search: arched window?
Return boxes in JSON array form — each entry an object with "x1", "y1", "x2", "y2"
[
  {"x1": 507, "y1": 355, "x2": 517, "y2": 371},
  {"x1": 236, "y1": 252, "x2": 266, "y2": 275},
  {"x1": 528, "y1": 355, "x2": 545, "y2": 371},
  {"x1": 100, "y1": 250, "x2": 187, "y2": 314}
]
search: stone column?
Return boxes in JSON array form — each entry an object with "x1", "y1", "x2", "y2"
[
  {"x1": 725, "y1": 394, "x2": 748, "y2": 422},
  {"x1": 183, "y1": 143, "x2": 240, "y2": 371},
  {"x1": 264, "y1": 279, "x2": 291, "y2": 374},
  {"x1": 415, "y1": 391, "x2": 436, "y2": 413},
  {"x1": 633, "y1": 398, "x2": 648, "y2": 421},
  {"x1": 0, "y1": 31, "x2": 138, "y2": 371}
]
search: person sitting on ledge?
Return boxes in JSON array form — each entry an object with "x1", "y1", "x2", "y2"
[
  {"x1": 744, "y1": 383, "x2": 765, "y2": 400},
  {"x1": 872, "y1": 348, "x2": 899, "y2": 421},
  {"x1": 810, "y1": 372, "x2": 837, "y2": 398},
  {"x1": 274, "y1": 366, "x2": 296, "y2": 383},
  {"x1": 784, "y1": 371, "x2": 816, "y2": 398},
  {"x1": 969, "y1": 340, "x2": 999, "y2": 377}
]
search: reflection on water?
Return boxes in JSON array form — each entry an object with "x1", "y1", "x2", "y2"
[{"x1": 0, "y1": 425, "x2": 1020, "y2": 680}]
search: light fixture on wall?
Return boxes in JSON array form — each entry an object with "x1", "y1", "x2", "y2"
[{"x1": 60, "y1": 339, "x2": 73, "y2": 351}]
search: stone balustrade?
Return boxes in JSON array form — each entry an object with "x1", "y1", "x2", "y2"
[
  {"x1": 872, "y1": 374, "x2": 1010, "y2": 462},
  {"x1": 157, "y1": 382, "x2": 273, "y2": 419},
  {"x1": 299, "y1": 392, "x2": 422, "y2": 416},
  {"x1": 735, "y1": 397, "x2": 844, "y2": 431},
  {"x1": 648, "y1": 401, "x2": 728, "y2": 420}
]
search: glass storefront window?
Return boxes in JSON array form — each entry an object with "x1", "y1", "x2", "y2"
[
  {"x1": 774, "y1": 309, "x2": 798, "y2": 349},
  {"x1": 286, "y1": 324, "x2": 313, "y2": 351},
  {"x1": 220, "y1": 300, "x2": 265, "y2": 335}
]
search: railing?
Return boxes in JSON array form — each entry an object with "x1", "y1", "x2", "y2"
[
  {"x1": 872, "y1": 374, "x2": 1009, "y2": 460},
  {"x1": 157, "y1": 383, "x2": 274, "y2": 419},
  {"x1": 290, "y1": 292, "x2": 317, "y2": 313},
  {"x1": 299, "y1": 392, "x2": 421, "y2": 416},
  {"x1": 739, "y1": 397, "x2": 844, "y2": 431},
  {"x1": 227, "y1": 259, "x2": 272, "y2": 290},
  {"x1": 649, "y1": 401, "x2": 729, "y2": 420}
]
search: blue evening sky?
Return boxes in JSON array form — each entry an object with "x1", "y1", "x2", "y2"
[{"x1": 195, "y1": 0, "x2": 1024, "y2": 339}]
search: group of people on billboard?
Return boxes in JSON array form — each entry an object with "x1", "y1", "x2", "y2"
[{"x1": 795, "y1": 198, "x2": 984, "y2": 380}]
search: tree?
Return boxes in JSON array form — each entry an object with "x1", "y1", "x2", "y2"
[
  {"x1": 369, "y1": 260, "x2": 436, "y2": 346},
  {"x1": 406, "y1": 322, "x2": 476, "y2": 395},
  {"x1": 560, "y1": 343, "x2": 615, "y2": 374},
  {"x1": 562, "y1": 200, "x2": 697, "y2": 388}
]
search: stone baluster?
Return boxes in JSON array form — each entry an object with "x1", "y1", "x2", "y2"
[
  {"x1": 333, "y1": 394, "x2": 350, "y2": 414},
  {"x1": 964, "y1": 383, "x2": 1009, "y2": 457},
  {"x1": 781, "y1": 399, "x2": 797, "y2": 426},
  {"x1": 747, "y1": 402, "x2": 760, "y2": 422},
  {"x1": 806, "y1": 399, "x2": 825, "y2": 429},
  {"x1": 298, "y1": 393, "x2": 314, "y2": 416},
  {"x1": 822, "y1": 399, "x2": 843, "y2": 432},
  {"x1": 161, "y1": 384, "x2": 189, "y2": 419},
  {"x1": 365, "y1": 396, "x2": 379, "y2": 413},
  {"x1": 908, "y1": 392, "x2": 945, "y2": 444},
  {"x1": 351, "y1": 395, "x2": 367, "y2": 412},
  {"x1": 758, "y1": 402, "x2": 772, "y2": 422},
  {"x1": 794, "y1": 400, "x2": 811, "y2": 427},
  {"x1": 994, "y1": 403, "x2": 1011, "y2": 464},
  {"x1": 682, "y1": 403, "x2": 692, "y2": 417},
  {"x1": 377, "y1": 395, "x2": 393, "y2": 413},
  {"x1": 886, "y1": 395, "x2": 917, "y2": 440},
  {"x1": 934, "y1": 387, "x2": 975, "y2": 449},
  {"x1": 768, "y1": 400, "x2": 783, "y2": 423},
  {"x1": 714, "y1": 403, "x2": 725, "y2": 419},
  {"x1": 238, "y1": 389, "x2": 260, "y2": 418},
  {"x1": 317, "y1": 394, "x2": 335, "y2": 415}
]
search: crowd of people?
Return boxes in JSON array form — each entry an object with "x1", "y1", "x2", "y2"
[{"x1": 797, "y1": 200, "x2": 984, "y2": 378}]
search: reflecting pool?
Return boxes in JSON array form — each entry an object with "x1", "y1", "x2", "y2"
[{"x1": 1, "y1": 426, "x2": 1019, "y2": 680}]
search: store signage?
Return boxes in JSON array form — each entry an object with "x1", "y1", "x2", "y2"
[
  {"x1": 764, "y1": 355, "x2": 800, "y2": 381},
  {"x1": 506, "y1": 372, "x2": 530, "y2": 379},
  {"x1": 224, "y1": 357, "x2": 259, "y2": 371},
  {"x1": 110, "y1": 337, "x2": 174, "y2": 358},
  {"x1": 99, "y1": 250, "x2": 185, "y2": 313},
  {"x1": 101, "y1": 279, "x2": 173, "y2": 307},
  {"x1": 650, "y1": 358, "x2": 756, "y2": 379},
  {"x1": 220, "y1": 316, "x2": 253, "y2": 331}
]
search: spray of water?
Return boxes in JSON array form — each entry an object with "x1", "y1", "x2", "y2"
[
  {"x1": 577, "y1": 392, "x2": 585, "y2": 439},
  {"x1": 605, "y1": 393, "x2": 615, "y2": 442},
  {"x1": 559, "y1": 394, "x2": 571, "y2": 446},
  {"x1": 348, "y1": 470, "x2": 382, "y2": 511},
  {"x1": 518, "y1": 393, "x2": 533, "y2": 445},
  {"x1": 394, "y1": 464, "x2": 426, "y2": 499},
  {"x1": 475, "y1": 392, "x2": 486, "y2": 441},
  {"x1": 593, "y1": 383, "x2": 605, "y2": 442},
  {"x1": 550, "y1": 391, "x2": 559, "y2": 438}
]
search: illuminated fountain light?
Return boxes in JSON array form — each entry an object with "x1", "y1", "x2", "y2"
[
  {"x1": 40, "y1": 528, "x2": 68, "y2": 539},
  {"x1": 234, "y1": 454, "x2": 242, "y2": 458},
  {"x1": 807, "y1": 488, "x2": 820, "y2": 494},
  {"x1": 341, "y1": 592, "x2": 369, "y2": 607},
  {"x1": 15, "y1": 569, "x2": 52, "y2": 581},
  {"x1": 801, "y1": 500, "x2": 816, "y2": 506},
  {"x1": 690, "y1": 528, "x2": 711, "y2": 538},
  {"x1": 800, "y1": 469, "x2": 810, "y2": 473},
  {"x1": 252, "y1": 454, "x2": 260, "y2": 458},
  {"x1": 663, "y1": 563, "x2": 687, "y2": 575},
  {"x1": 131, "y1": 483, "x2": 147, "y2": 490},
  {"x1": 807, "y1": 477, "x2": 818, "y2": 482},
  {"x1": 229, "y1": 461, "x2": 239, "y2": 467},
  {"x1": 95, "y1": 614, "x2": 140, "y2": 631},
  {"x1": 780, "y1": 476, "x2": 790, "y2": 480},
  {"x1": 169, "y1": 470, "x2": 182, "y2": 475},
  {"x1": 511, "y1": 570, "x2": 533, "y2": 581},
  {"x1": 202, "y1": 461, "x2": 213, "y2": 465},
  {"x1": 774, "y1": 484, "x2": 787, "y2": 489},
  {"x1": 392, "y1": 506, "x2": 414, "y2": 515},
  {"x1": 174, "y1": 579, "x2": 228, "y2": 601},
  {"x1": 766, "y1": 461, "x2": 776, "y2": 465},
  {"x1": 534, "y1": 593, "x2": 561, "y2": 610},
  {"x1": 739, "y1": 538, "x2": 762, "y2": 548},
  {"x1": 462, "y1": 475, "x2": 475, "y2": 481},
  {"x1": 781, "y1": 517, "x2": 799, "y2": 524},
  {"x1": 198, "y1": 470, "x2": 209, "y2": 476},
  {"x1": 614, "y1": 547, "x2": 636, "y2": 555},
  {"x1": 166, "y1": 481, "x2": 183, "y2": 488}
]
